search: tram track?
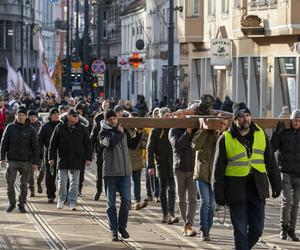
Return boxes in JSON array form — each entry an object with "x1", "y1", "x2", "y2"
[{"x1": 14, "y1": 178, "x2": 68, "y2": 250}]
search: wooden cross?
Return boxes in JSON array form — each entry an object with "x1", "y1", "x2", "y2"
[{"x1": 118, "y1": 117, "x2": 291, "y2": 129}]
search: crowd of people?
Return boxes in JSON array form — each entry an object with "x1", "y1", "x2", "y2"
[{"x1": 0, "y1": 90, "x2": 299, "y2": 249}]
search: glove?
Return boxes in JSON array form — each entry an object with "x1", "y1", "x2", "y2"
[
  {"x1": 275, "y1": 121, "x2": 285, "y2": 135},
  {"x1": 272, "y1": 189, "x2": 281, "y2": 198}
]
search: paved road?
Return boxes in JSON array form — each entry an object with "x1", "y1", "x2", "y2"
[{"x1": 0, "y1": 166, "x2": 299, "y2": 250}]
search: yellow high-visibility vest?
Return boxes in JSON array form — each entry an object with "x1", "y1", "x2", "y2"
[{"x1": 224, "y1": 127, "x2": 267, "y2": 177}]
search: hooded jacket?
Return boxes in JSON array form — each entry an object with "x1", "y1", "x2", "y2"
[
  {"x1": 99, "y1": 120, "x2": 142, "y2": 177},
  {"x1": 1, "y1": 119, "x2": 38, "y2": 164}
]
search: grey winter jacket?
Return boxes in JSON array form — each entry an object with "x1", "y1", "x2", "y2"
[{"x1": 99, "y1": 120, "x2": 132, "y2": 177}]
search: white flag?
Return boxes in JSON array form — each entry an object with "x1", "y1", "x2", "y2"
[
  {"x1": 39, "y1": 36, "x2": 58, "y2": 96},
  {"x1": 16, "y1": 72, "x2": 35, "y2": 98},
  {"x1": 5, "y1": 57, "x2": 18, "y2": 93}
]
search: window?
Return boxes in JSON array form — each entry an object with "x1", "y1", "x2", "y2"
[
  {"x1": 234, "y1": 0, "x2": 241, "y2": 8},
  {"x1": 208, "y1": 0, "x2": 215, "y2": 16},
  {"x1": 0, "y1": 21, "x2": 5, "y2": 49},
  {"x1": 188, "y1": 0, "x2": 199, "y2": 17},
  {"x1": 221, "y1": 0, "x2": 229, "y2": 13},
  {"x1": 132, "y1": 27, "x2": 135, "y2": 36}
]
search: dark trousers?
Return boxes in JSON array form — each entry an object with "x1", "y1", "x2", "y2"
[
  {"x1": 6, "y1": 161, "x2": 31, "y2": 206},
  {"x1": 145, "y1": 170, "x2": 159, "y2": 197},
  {"x1": 159, "y1": 176, "x2": 176, "y2": 216},
  {"x1": 45, "y1": 162, "x2": 56, "y2": 199},
  {"x1": 230, "y1": 190, "x2": 265, "y2": 250},
  {"x1": 132, "y1": 169, "x2": 142, "y2": 203},
  {"x1": 29, "y1": 161, "x2": 45, "y2": 190},
  {"x1": 79, "y1": 168, "x2": 85, "y2": 191},
  {"x1": 96, "y1": 156, "x2": 103, "y2": 194}
]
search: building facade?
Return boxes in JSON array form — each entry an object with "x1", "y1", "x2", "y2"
[
  {"x1": 179, "y1": 0, "x2": 300, "y2": 117},
  {"x1": 120, "y1": 0, "x2": 180, "y2": 107},
  {"x1": 0, "y1": 0, "x2": 64, "y2": 91}
]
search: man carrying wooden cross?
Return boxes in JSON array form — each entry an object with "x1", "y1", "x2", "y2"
[{"x1": 213, "y1": 102, "x2": 282, "y2": 250}]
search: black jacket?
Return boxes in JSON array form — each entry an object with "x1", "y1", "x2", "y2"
[
  {"x1": 271, "y1": 126, "x2": 300, "y2": 177},
  {"x1": 147, "y1": 128, "x2": 173, "y2": 177},
  {"x1": 168, "y1": 128, "x2": 195, "y2": 172},
  {"x1": 49, "y1": 121, "x2": 92, "y2": 170},
  {"x1": 213, "y1": 122, "x2": 282, "y2": 206},
  {"x1": 38, "y1": 120, "x2": 61, "y2": 161},
  {"x1": 90, "y1": 112, "x2": 104, "y2": 155},
  {"x1": 1, "y1": 120, "x2": 39, "y2": 165}
]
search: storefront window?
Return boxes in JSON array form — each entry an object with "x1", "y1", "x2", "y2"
[{"x1": 278, "y1": 57, "x2": 296, "y2": 111}]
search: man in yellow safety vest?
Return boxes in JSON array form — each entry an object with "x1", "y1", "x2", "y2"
[{"x1": 213, "y1": 102, "x2": 282, "y2": 250}]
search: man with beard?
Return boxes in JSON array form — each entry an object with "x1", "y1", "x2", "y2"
[{"x1": 213, "y1": 102, "x2": 282, "y2": 250}]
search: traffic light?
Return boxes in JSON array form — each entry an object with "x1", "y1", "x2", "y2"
[{"x1": 61, "y1": 59, "x2": 67, "y2": 85}]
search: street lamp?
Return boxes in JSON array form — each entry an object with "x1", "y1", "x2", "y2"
[
  {"x1": 91, "y1": 0, "x2": 103, "y2": 59},
  {"x1": 20, "y1": 0, "x2": 31, "y2": 76}
]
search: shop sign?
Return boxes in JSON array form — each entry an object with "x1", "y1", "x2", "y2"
[{"x1": 210, "y1": 39, "x2": 231, "y2": 66}]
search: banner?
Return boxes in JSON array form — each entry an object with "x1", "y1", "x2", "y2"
[{"x1": 52, "y1": 56, "x2": 62, "y2": 92}]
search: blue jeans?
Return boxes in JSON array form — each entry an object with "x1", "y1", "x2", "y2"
[
  {"x1": 230, "y1": 190, "x2": 265, "y2": 250},
  {"x1": 104, "y1": 176, "x2": 131, "y2": 234},
  {"x1": 57, "y1": 169, "x2": 80, "y2": 205},
  {"x1": 132, "y1": 169, "x2": 142, "y2": 203},
  {"x1": 196, "y1": 180, "x2": 215, "y2": 230}
]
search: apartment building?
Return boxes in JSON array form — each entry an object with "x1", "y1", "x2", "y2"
[
  {"x1": 179, "y1": 0, "x2": 300, "y2": 117},
  {"x1": 120, "y1": 0, "x2": 180, "y2": 107}
]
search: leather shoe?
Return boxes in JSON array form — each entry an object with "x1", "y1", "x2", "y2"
[
  {"x1": 6, "y1": 204, "x2": 16, "y2": 213},
  {"x1": 119, "y1": 228, "x2": 129, "y2": 239},
  {"x1": 18, "y1": 205, "x2": 27, "y2": 213}
]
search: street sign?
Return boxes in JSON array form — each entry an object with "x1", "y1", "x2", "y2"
[
  {"x1": 48, "y1": 0, "x2": 58, "y2": 2},
  {"x1": 71, "y1": 61, "x2": 82, "y2": 73},
  {"x1": 97, "y1": 73, "x2": 104, "y2": 87},
  {"x1": 91, "y1": 60, "x2": 106, "y2": 74}
]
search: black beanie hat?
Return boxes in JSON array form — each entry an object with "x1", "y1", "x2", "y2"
[
  {"x1": 27, "y1": 110, "x2": 38, "y2": 117},
  {"x1": 16, "y1": 106, "x2": 27, "y2": 115},
  {"x1": 233, "y1": 102, "x2": 251, "y2": 120},
  {"x1": 104, "y1": 109, "x2": 117, "y2": 120},
  {"x1": 49, "y1": 107, "x2": 59, "y2": 115}
]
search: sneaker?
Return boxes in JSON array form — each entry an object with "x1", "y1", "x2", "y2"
[
  {"x1": 57, "y1": 200, "x2": 64, "y2": 209},
  {"x1": 69, "y1": 203, "x2": 76, "y2": 211},
  {"x1": 94, "y1": 192, "x2": 101, "y2": 201},
  {"x1": 154, "y1": 197, "x2": 160, "y2": 203},
  {"x1": 18, "y1": 205, "x2": 27, "y2": 213},
  {"x1": 48, "y1": 198, "x2": 54, "y2": 204},
  {"x1": 167, "y1": 215, "x2": 179, "y2": 224},
  {"x1": 200, "y1": 229, "x2": 211, "y2": 241},
  {"x1": 112, "y1": 232, "x2": 119, "y2": 241},
  {"x1": 37, "y1": 182, "x2": 43, "y2": 193},
  {"x1": 161, "y1": 215, "x2": 168, "y2": 223},
  {"x1": 132, "y1": 201, "x2": 148, "y2": 210},
  {"x1": 6, "y1": 204, "x2": 16, "y2": 213},
  {"x1": 119, "y1": 228, "x2": 129, "y2": 239},
  {"x1": 183, "y1": 224, "x2": 197, "y2": 237}
]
